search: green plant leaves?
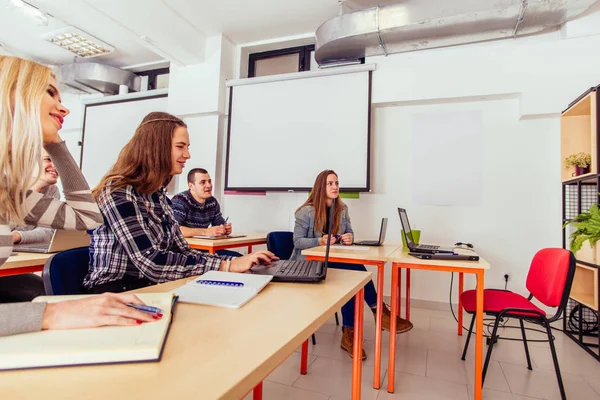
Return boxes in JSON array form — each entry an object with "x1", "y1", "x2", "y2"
[{"x1": 565, "y1": 203, "x2": 600, "y2": 252}]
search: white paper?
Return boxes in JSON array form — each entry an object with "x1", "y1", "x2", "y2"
[
  {"x1": 412, "y1": 110, "x2": 483, "y2": 206},
  {"x1": 331, "y1": 245, "x2": 371, "y2": 251}
]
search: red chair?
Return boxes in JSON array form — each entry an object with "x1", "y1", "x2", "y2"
[{"x1": 460, "y1": 248, "x2": 576, "y2": 400}]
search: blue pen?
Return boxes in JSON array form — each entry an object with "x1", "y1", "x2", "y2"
[
  {"x1": 224, "y1": 216, "x2": 229, "y2": 223},
  {"x1": 126, "y1": 303, "x2": 164, "y2": 314}
]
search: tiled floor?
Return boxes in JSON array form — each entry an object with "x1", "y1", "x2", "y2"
[{"x1": 243, "y1": 305, "x2": 600, "y2": 400}]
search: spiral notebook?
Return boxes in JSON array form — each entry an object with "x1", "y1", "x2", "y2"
[{"x1": 174, "y1": 271, "x2": 272, "y2": 308}]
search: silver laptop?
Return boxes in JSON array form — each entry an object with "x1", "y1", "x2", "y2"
[
  {"x1": 13, "y1": 230, "x2": 91, "y2": 254},
  {"x1": 354, "y1": 218, "x2": 387, "y2": 246},
  {"x1": 192, "y1": 234, "x2": 247, "y2": 240}
]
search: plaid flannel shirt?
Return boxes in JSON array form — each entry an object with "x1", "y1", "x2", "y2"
[{"x1": 84, "y1": 185, "x2": 231, "y2": 289}]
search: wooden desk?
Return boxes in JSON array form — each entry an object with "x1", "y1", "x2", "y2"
[
  {"x1": 386, "y1": 247, "x2": 490, "y2": 400},
  {"x1": 0, "y1": 268, "x2": 372, "y2": 400},
  {"x1": 0, "y1": 252, "x2": 52, "y2": 277},
  {"x1": 302, "y1": 243, "x2": 401, "y2": 389},
  {"x1": 186, "y1": 232, "x2": 267, "y2": 254}
]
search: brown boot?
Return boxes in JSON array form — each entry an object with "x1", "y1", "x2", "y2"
[
  {"x1": 340, "y1": 327, "x2": 367, "y2": 360},
  {"x1": 374, "y1": 304, "x2": 413, "y2": 334}
]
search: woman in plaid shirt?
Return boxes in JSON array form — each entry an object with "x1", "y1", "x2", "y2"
[{"x1": 84, "y1": 112, "x2": 278, "y2": 293}]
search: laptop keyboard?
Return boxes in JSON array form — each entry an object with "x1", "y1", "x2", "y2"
[
  {"x1": 417, "y1": 244, "x2": 439, "y2": 250},
  {"x1": 277, "y1": 260, "x2": 314, "y2": 277}
]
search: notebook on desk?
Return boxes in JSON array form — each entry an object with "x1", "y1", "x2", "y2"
[
  {"x1": 192, "y1": 234, "x2": 247, "y2": 240},
  {"x1": 174, "y1": 270, "x2": 272, "y2": 308},
  {"x1": 0, "y1": 292, "x2": 177, "y2": 371}
]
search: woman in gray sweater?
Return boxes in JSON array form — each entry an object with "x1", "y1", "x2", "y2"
[
  {"x1": 0, "y1": 56, "x2": 157, "y2": 337},
  {"x1": 291, "y1": 170, "x2": 413, "y2": 359}
]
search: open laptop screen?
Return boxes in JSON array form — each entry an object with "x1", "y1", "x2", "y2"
[
  {"x1": 378, "y1": 218, "x2": 388, "y2": 244},
  {"x1": 397, "y1": 208, "x2": 415, "y2": 247}
]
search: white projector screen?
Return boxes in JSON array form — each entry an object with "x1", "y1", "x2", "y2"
[
  {"x1": 81, "y1": 95, "x2": 168, "y2": 189},
  {"x1": 226, "y1": 70, "x2": 371, "y2": 191}
]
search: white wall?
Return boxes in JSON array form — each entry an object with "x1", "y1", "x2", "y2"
[{"x1": 218, "y1": 11, "x2": 600, "y2": 303}]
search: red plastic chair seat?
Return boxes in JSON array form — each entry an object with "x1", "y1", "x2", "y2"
[{"x1": 461, "y1": 289, "x2": 546, "y2": 317}]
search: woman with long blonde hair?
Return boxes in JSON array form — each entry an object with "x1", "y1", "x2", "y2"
[
  {"x1": 291, "y1": 170, "x2": 413, "y2": 359},
  {"x1": 83, "y1": 111, "x2": 278, "y2": 293},
  {"x1": 0, "y1": 56, "x2": 158, "y2": 336}
]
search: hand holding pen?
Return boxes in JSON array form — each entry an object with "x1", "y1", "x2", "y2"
[{"x1": 223, "y1": 216, "x2": 232, "y2": 235}]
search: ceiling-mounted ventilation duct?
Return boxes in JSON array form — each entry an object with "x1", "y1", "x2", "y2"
[
  {"x1": 57, "y1": 62, "x2": 140, "y2": 95},
  {"x1": 315, "y1": 0, "x2": 599, "y2": 66}
]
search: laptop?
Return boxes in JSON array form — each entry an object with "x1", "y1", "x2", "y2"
[
  {"x1": 192, "y1": 234, "x2": 247, "y2": 240},
  {"x1": 13, "y1": 229, "x2": 90, "y2": 254},
  {"x1": 354, "y1": 218, "x2": 387, "y2": 246},
  {"x1": 397, "y1": 208, "x2": 454, "y2": 254},
  {"x1": 250, "y1": 199, "x2": 337, "y2": 283},
  {"x1": 409, "y1": 252, "x2": 479, "y2": 261}
]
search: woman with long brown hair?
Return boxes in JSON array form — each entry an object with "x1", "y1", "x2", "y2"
[
  {"x1": 291, "y1": 170, "x2": 413, "y2": 359},
  {"x1": 83, "y1": 112, "x2": 277, "y2": 293}
]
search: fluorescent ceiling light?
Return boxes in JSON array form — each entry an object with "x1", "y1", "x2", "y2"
[{"x1": 42, "y1": 27, "x2": 114, "y2": 58}]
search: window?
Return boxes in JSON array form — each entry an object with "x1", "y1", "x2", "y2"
[
  {"x1": 248, "y1": 45, "x2": 315, "y2": 78},
  {"x1": 136, "y1": 67, "x2": 170, "y2": 90}
]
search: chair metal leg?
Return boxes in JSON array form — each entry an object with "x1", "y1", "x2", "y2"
[
  {"x1": 519, "y1": 319, "x2": 533, "y2": 370},
  {"x1": 461, "y1": 313, "x2": 476, "y2": 361},
  {"x1": 311, "y1": 333, "x2": 316, "y2": 345},
  {"x1": 335, "y1": 312, "x2": 340, "y2": 326},
  {"x1": 483, "y1": 316, "x2": 502, "y2": 383},
  {"x1": 544, "y1": 319, "x2": 567, "y2": 400}
]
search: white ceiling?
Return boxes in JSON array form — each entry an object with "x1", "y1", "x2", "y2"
[{"x1": 0, "y1": 0, "x2": 352, "y2": 69}]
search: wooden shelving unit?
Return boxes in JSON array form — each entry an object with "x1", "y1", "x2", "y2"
[
  {"x1": 561, "y1": 85, "x2": 600, "y2": 362},
  {"x1": 561, "y1": 91, "x2": 597, "y2": 182}
]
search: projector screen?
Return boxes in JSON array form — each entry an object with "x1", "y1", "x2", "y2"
[
  {"x1": 80, "y1": 94, "x2": 168, "y2": 189},
  {"x1": 225, "y1": 70, "x2": 372, "y2": 191}
]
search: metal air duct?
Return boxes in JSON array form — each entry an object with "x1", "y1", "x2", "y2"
[
  {"x1": 315, "y1": 0, "x2": 599, "y2": 66},
  {"x1": 57, "y1": 62, "x2": 141, "y2": 95}
]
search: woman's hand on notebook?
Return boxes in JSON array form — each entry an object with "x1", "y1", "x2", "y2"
[
  {"x1": 41, "y1": 293, "x2": 159, "y2": 331},
  {"x1": 227, "y1": 250, "x2": 279, "y2": 273}
]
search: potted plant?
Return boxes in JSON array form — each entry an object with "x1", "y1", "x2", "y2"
[
  {"x1": 564, "y1": 204, "x2": 600, "y2": 263},
  {"x1": 565, "y1": 152, "x2": 592, "y2": 176}
]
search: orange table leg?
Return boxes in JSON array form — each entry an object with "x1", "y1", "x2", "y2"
[
  {"x1": 405, "y1": 269, "x2": 411, "y2": 321},
  {"x1": 248, "y1": 245, "x2": 253, "y2": 253},
  {"x1": 396, "y1": 267, "x2": 402, "y2": 317},
  {"x1": 373, "y1": 264, "x2": 384, "y2": 389},
  {"x1": 474, "y1": 270, "x2": 484, "y2": 400},
  {"x1": 208, "y1": 249, "x2": 215, "y2": 254},
  {"x1": 458, "y1": 272, "x2": 464, "y2": 336},
  {"x1": 352, "y1": 287, "x2": 365, "y2": 400},
  {"x1": 300, "y1": 339, "x2": 308, "y2": 375},
  {"x1": 387, "y1": 265, "x2": 400, "y2": 393}
]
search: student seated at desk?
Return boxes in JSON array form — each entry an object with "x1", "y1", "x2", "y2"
[
  {"x1": 291, "y1": 170, "x2": 413, "y2": 359},
  {"x1": 1, "y1": 151, "x2": 60, "y2": 302},
  {"x1": 83, "y1": 112, "x2": 277, "y2": 293},
  {"x1": 171, "y1": 168, "x2": 241, "y2": 257},
  {"x1": 1, "y1": 56, "x2": 157, "y2": 337}
]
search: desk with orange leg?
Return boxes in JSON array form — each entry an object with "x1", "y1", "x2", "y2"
[
  {"x1": 386, "y1": 247, "x2": 490, "y2": 400},
  {"x1": 0, "y1": 268, "x2": 371, "y2": 400},
  {"x1": 0, "y1": 252, "x2": 52, "y2": 277},
  {"x1": 186, "y1": 232, "x2": 267, "y2": 254},
  {"x1": 302, "y1": 243, "x2": 402, "y2": 390}
]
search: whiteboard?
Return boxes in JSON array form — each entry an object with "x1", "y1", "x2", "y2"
[
  {"x1": 226, "y1": 71, "x2": 371, "y2": 191},
  {"x1": 81, "y1": 95, "x2": 168, "y2": 189}
]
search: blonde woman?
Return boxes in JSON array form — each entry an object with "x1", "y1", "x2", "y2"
[{"x1": 0, "y1": 56, "x2": 157, "y2": 337}]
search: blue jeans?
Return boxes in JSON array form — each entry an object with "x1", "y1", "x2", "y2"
[
  {"x1": 328, "y1": 262, "x2": 377, "y2": 328},
  {"x1": 215, "y1": 249, "x2": 243, "y2": 257}
]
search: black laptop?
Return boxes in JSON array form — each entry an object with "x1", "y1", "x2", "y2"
[
  {"x1": 249, "y1": 199, "x2": 337, "y2": 282},
  {"x1": 398, "y1": 208, "x2": 454, "y2": 254},
  {"x1": 355, "y1": 218, "x2": 387, "y2": 246}
]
